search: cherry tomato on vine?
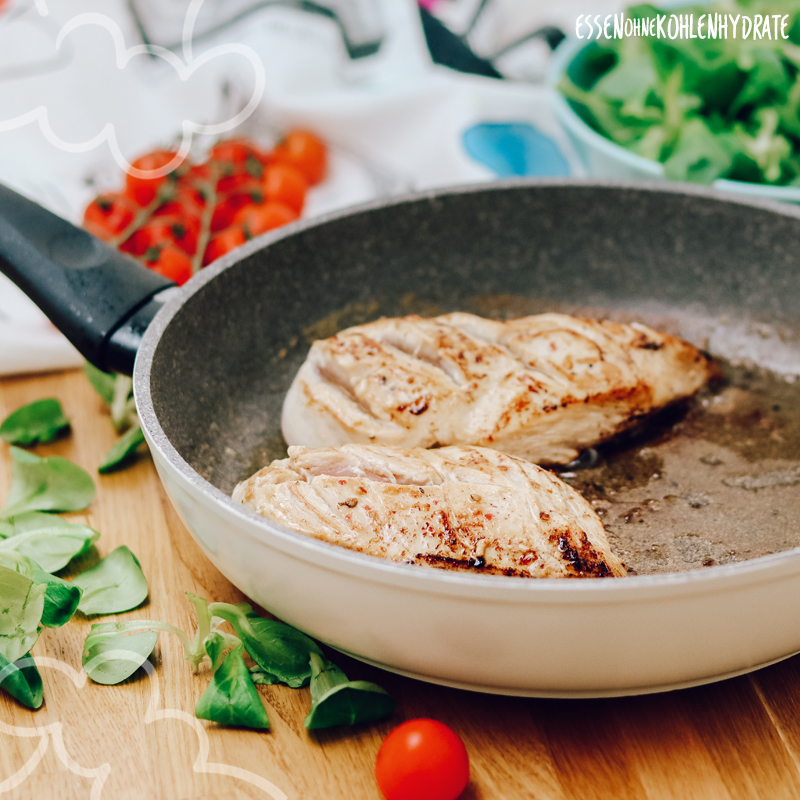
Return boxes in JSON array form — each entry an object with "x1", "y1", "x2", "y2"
[
  {"x1": 182, "y1": 162, "x2": 214, "y2": 187},
  {"x1": 262, "y1": 163, "x2": 307, "y2": 213},
  {"x1": 233, "y1": 201, "x2": 298, "y2": 237},
  {"x1": 209, "y1": 138, "x2": 265, "y2": 167},
  {"x1": 203, "y1": 226, "x2": 247, "y2": 265},
  {"x1": 167, "y1": 217, "x2": 200, "y2": 255},
  {"x1": 175, "y1": 166, "x2": 212, "y2": 211},
  {"x1": 125, "y1": 150, "x2": 179, "y2": 206},
  {"x1": 120, "y1": 214, "x2": 195, "y2": 256},
  {"x1": 119, "y1": 223, "x2": 166, "y2": 256},
  {"x1": 216, "y1": 173, "x2": 262, "y2": 197},
  {"x1": 151, "y1": 206, "x2": 202, "y2": 253},
  {"x1": 375, "y1": 719, "x2": 469, "y2": 800},
  {"x1": 143, "y1": 246, "x2": 193, "y2": 285},
  {"x1": 152, "y1": 201, "x2": 182, "y2": 219},
  {"x1": 174, "y1": 183, "x2": 208, "y2": 212},
  {"x1": 271, "y1": 129, "x2": 327, "y2": 185},
  {"x1": 211, "y1": 190, "x2": 261, "y2": 232},
  {"x1": 83, "y1": 194, "x2": 135, "y2": 239},
  {"x1": 120, "y1": 220, "x2": 174, "y2": 257}
]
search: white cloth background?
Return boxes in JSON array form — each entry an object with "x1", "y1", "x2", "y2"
[{"x1": 0, "y1": 0, "x2": 611, "y2": 375}]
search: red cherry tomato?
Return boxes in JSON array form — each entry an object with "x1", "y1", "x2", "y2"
[
  {"x1": 170, "y1": 183, "x2": 208, "y2": 213},
  {"x1": 271, "y1": 129, "x2": 327, "y2": 185},
  {"x1": 120, "y1": 212, "x2": 197, "y2": 256},
  {"x1": 210, "y1": 189, "x2": 261, "y2": 232},
  {"x1": 203, "y1": 226, "x2": 247, "y2": 265},
  {"x1": 83, "y1": 194, "x2": 135, "y2": 239},
  {"x1": 375, "y1": 719, "x2": 469, "y2": 800},
  {"x1": 152, "y1": 201, "x2": 183, "y2": 218},
  {"x1": 209, "y1": 138, "x2": 265, "y2": 167},
  {"x1": 216, "y1": 173, "x2": 262, "y2": 197},
  {"x1": 233, "y1": 201, "x2": 298, "y2": 237},
  {"x1": 183, "y1": 162, "x2": 214, "y2": 186},
  {"x1": 262, "y1": 163, "x2": 307, "y2": 213},
  {"x1": 125, "y1": 150, "x2": 178, "y2": 206},
  {"x1": 143, "y1": 246, "x2": 193, "y2": 285},
  {"x1": 150, "y1": 206, "x2": 201, "y2": 254},
  {"x1": 167, "y1": 216, "x2": 200, "y2": 255},
  {"x1": 121, "y1": 220, "x2": 176, "y2": 256},
  {"x1": 175, "y1": 166, "x2": 212, "y2": 211}
]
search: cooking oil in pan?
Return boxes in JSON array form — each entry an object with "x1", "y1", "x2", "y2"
[{"x1": 555, "y1": 361, "x2": 800, "y2": 575}]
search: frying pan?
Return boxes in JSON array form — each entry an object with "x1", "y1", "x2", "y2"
[{"x1": 3, "y1": 178, "x2": 800, "y2": 698}]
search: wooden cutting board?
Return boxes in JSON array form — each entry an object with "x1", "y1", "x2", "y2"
[{"x1": 2, "y1": 368, "x2": 800, "y2": 800}]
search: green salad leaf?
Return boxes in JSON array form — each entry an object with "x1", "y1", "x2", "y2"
[
  {"x1": 249, "y1": 667, "x2": 281, "y2": 686},
  {"x1": 73, "y1": 546, "x2": 148, "y2": 615},
  {"x1": 84, "y1": 362, "x2": 116, "y2": 406},
  {"x1": 108, "y1": 375, "x2": 135, "y2": 434},
  {"x1": 31, "y1": 563, "x2": 82, "y2": 628},
  {"x1": 80, "y1": 618, "x2": 194, "y2": 684},
  {"x1": 0, "y1": 564, "x2": 45, "y2": 663},
  {"x1": 85, "y1": 363, "x2": 135, "y2": 432},
  {"x1": 98, "y1": 424, "x2": 146, "y2": 474},
  {"x1": 0, "y1": 653, "x2": 43, "y2": 709},
  {"x1": 80, "y1": 592, "x2": 394, "y2": 734},
  {"x1": 203, "y1": 631, "x2": 230, "y2": 675},
  {"x1": 0, "y1": 399, "x2": 70, "y2": 446},
  {"x1": 303, "y1": 652, "x2": 395, "y2": 730},
  {"x1": 82, "y1": 624, "x2": 158, "y2": 685},
  {"x1": 84, "y1": 362, "x2": 146, "y2": 472},
  {"x1": 1, "y1": 447, "x2": 95, "y2": 519},
  {"x1": 663, "y1": 117, "x2": 733, "y2": 184},
  {"x1": 195, "y1": 643, "x2": 270, "y2": 729},
  {"x1": 559, "y1": 0, "x2": 800, "y2": 186},
  {"x1": 209, "y1": 603, "x2": 323, "y2": 688},
  {"x1": 0, "y1": 511, "x2": 98, "y2": 573}
]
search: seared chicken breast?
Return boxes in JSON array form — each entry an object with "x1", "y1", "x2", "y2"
[
  {"x1": 233, "y1": 444, "x2": 625, "y2": 578},
  {"x1": 282, "y1": 313, "x2": 715, "y2": 464}
]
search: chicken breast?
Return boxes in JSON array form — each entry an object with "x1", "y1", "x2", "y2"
[
  {"x1": 233, "y1": 444, "x2": 626, "y2": 578},
  {"x1": 282, "y1": 312, "x2": 715, "y2": 464}
]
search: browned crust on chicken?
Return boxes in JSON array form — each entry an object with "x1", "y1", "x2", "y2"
[
  {"x1": 233, "y1": 445, "x2": 626, "y2": 579},
  {"x1": 282, "y1": 313, "x2": 716, "y2": 464}
]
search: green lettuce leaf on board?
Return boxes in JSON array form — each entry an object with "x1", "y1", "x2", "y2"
[
  {"x1": 0, "y1": 565, "x2": 45, "y2": 664},
  {"x1": 195, "y1": 643, "x2": 270, "y2": 730},
  {"x1": 0, "y1": 399, "x2": 70, "y2": 446},
  {"x1": 82, "y1": 625, "x2": 158, "y2": 685},
  {"x1": 0, "y1": 511, "x2": 98, "y2": 573},
  {"x1": 0, "y1": 653, "x2": 43, "y2": 709},
  {"x1": 303, "y1": 652, "x2": 396, "y2": 730},
  {"x1": 73, "y1": 546, "x2": 148, "y2": 616},
  {"x1": 0, "y1": 448, "x2": 95, "y2": 519},
  {"x1": 98, "y1": 424, "x2": 146, "y2": 474}
]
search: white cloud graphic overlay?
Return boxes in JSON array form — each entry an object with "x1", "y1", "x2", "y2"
[
  {"x1": 0, "y1": 0, "x2": 266, "y2": 179},
  {"x1": 0, "y1": 652, "x2": 288, "y2": 799}
]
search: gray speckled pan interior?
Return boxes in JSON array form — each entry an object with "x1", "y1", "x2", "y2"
[{"x1": 147, "y1": 180, "x2": 800, "y2": 576}]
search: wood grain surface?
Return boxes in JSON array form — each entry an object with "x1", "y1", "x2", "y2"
[{"x1": 2, "y1": 368, "x2": 800, "y2": 800}]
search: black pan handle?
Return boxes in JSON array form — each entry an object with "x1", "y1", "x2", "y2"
[{"x1": 0, "y1": 182, "x2": 173, "y2": 375}]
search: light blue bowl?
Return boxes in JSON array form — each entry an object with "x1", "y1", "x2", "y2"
[{"x1": 548, "y1": 32, "x2": 800, "y2": 203}]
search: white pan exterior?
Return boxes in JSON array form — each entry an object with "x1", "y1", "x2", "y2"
[
  {"x1": 134, "y1": 182, "x2": 800, "y2": 697},
  {"x1": 142, "y1": 423, "x2": 800, "y2": 697}
]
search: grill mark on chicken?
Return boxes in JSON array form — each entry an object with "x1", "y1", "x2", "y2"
[
  {"x1": 415, "y1": 553, "x2": 530, "y2": 577},
  {"x1": 449, "y1": 319, "x2": 572, "y2": 387},
  {"x1": 378, "y1": 335, "x2": 467, "y2": 387},
  {"x1": 233, "y1": 444, "x2": 626, "y2": 579},
  {"x1": 282, "y1": 313, "x2": 715, "y2": 465},
  {"x1": 314, "y1": 365, "x2": 374, "y2": 416}
]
